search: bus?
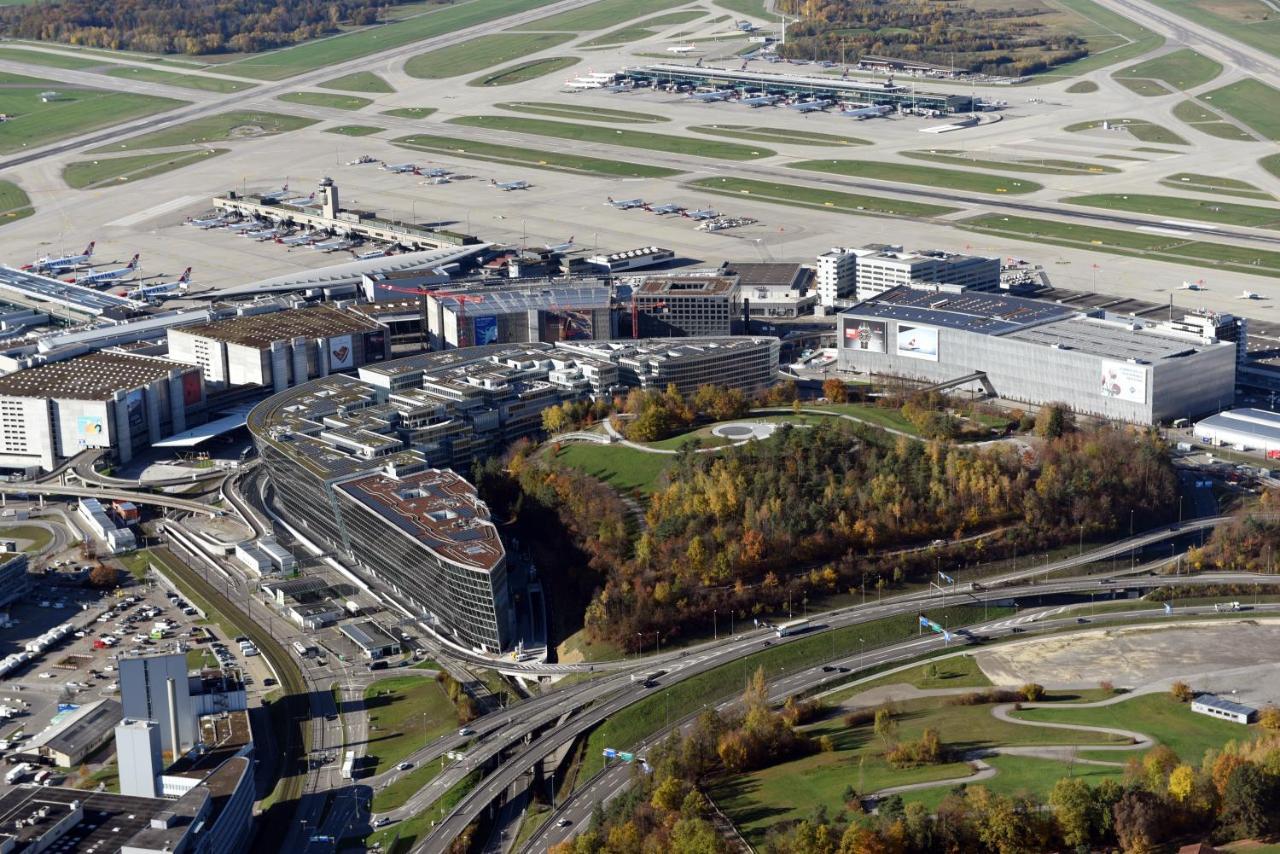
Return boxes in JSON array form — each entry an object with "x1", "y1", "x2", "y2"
[
  {"x1": 340, "y1": 751, "x2": 355, "y2": 781},
  {"x1": 292, "y1": 641, "x2": 313, "y2": 658},
  {"x1": 775, "y1": 618, "x2": 811, "y2": 638}
]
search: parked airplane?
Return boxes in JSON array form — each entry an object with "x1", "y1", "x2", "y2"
[
  {"x1": 245, "y1": 228, "x2": 278, "y2": 239},
  {"x1": 649, "y1": 203, "x2": 684, "y2": 215},
  {"x1": 684, "y1": 208, "x2": 718, "y2": 220},
  {"x1": 565, "y1": 72, "x2": 616, "y2": 90},
  {"x1": 279, "y1": 232, "x2": 319, "y2": 246},
  {"x1": 667, "y1": 44, "x2": 698, "y2": 54},
  {"x1": 740, "y1": 95, "x2": 779, "y2": 108},
  {"x1": 545, "y1": 236, "x2": 575, "y2": 253},
  {"x1": 70, "y1": 254, "x2": 139, "y2": 285},
  {"x1": 607, "y1": 197, "x2": 646, "y2": 209},
  {"x1": 190, "y1": 215, "x2": 231, "y2": 229},
  {"x1": 28, "y1": 242, "x2": 94, "y2": 274},
  {"x1": 381, "y1": 162, "x2": 417, "y2": 173},
  {"x1": 421, "y1": 167, "x2": 450, "y2": 178},
  {"x1": 253, "y1": 229, "x2": 283, "y2": 242},
  {"x1": 690, "y1": 90, "x2": 731, "y2": 102},
  {"x1": 258, "y1": 185, "x2": 291, "y2": 203},
  {"x1": 122, "y1": 268, "x2": 190, "y2": 300},
  {"x1": 315, "y1": 238, "x2": 356, "y2": 252},
  {"x1": 353, "y1": 248, "x2": 391, "y2": 260},
  {"x1": 225, "y1": 220, "x2": 262, "y2": 233},
  {"x1": 790, "y1": 99, "x2": 832, "y2": 113},
  {"x1": 489, "y1": 179, "x2": 530, "y2": 191},
  {"x1": 842, "y1": 105, "x2": 893, "y2": 120}
]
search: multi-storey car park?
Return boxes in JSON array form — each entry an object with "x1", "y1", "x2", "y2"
[{"x1": 248, "y1": 337, "x2": 780, "y2": 652}]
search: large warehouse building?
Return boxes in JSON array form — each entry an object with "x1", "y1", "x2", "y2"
[
  {"x1": 167, "y1": 304, "x2": 387, "y2": 391},
  {"x1": 838, "y1": 286, "x2": 1240, "y2": 424},
  {"x1": 0, "y1": 350, "x2": 205, "y2": 471}
]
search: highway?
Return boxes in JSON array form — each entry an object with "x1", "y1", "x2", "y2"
[{"x1": 0, "y1": 481, "x2": 223, "y2": 516}]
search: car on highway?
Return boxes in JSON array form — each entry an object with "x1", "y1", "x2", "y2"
[
  {"x1": 557, "y1": 819, "x2": 572, "y2": 828},
  {"x1": 458, "y1": 728, "x2": 474, "y2": 737},
  {"x1": 397, "y1": 761, "x2": 413, "y2": 771},
  {"x1": 373, "y1": 817, "x2": 393, "y2": 828}
]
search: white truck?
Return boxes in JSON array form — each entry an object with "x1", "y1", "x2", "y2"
[{"x1": 5, "y1": 763, "x2": 31, "y2": 784}]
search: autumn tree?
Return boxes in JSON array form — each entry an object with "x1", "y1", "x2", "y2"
[
  {"x1": 1171, "y1": 681, "x2": 1194, "y2": 702},
  {"x1": 822, "y1": 377, "x2": 849, "y2": 404},
  {"x1": 88, "y1": 564, "x2": 118, "y2": 588},
  {"x1": 1020, "y1": 683, "x2": 1045, "y2": 702}
]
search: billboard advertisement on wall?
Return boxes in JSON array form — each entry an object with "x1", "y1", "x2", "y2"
[
  {"x1": 1099, "y1": 359, "x2": 1147, "y2": 403},
  {"x1": 474, "y1": 315, "x2": 499, "y2": 346},
  {"x1": 182, "y1": 372, "x2": 202, "y2": 407},
  {"x1": 76, "y1": 414, "x2": 106, "y2": 448},
  {"x1": 125, "y1": 390, "x2": 146, "y2": 433},
  {"x1": 328, "y1": 334, "x2": 354, "y2": 370},
  {"x1": 895, "y1": 323, "x2": 939, "y2": 361},
  {"x1": 843, "y1": 318, "x2": 887, "y2": 353},
  {"x1": 363, "y1": 330, "x2": 387, "y2": 362}
]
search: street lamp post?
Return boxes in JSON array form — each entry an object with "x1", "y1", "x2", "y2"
[
  {"x1": 859, "y1": 637, "x2": 865, "y2": 671},
  {"x1": 713, "y1": 609, "x2": 717, "y2": 642}
]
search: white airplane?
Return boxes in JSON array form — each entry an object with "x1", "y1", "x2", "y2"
[
  {"x1": 279, "y1": 231, "x2": 318, "y2": 246},
  {"x1": 353, "y1": 248, "x2": 391, "y2": 260},
  {"x1": 245, "y1": 227, "x2": 278, "y2": 239},
  {"x1": 690, "y1": 90, "x2": 731, "y2": 102},
  {"x1": 650, "y1": 203, "x2": 684, "y2": 215},
  {"x1": 253, "y1": 229, "x2": 283, "y2": 242},
  {"x1": 565, "y1": 72, "x2": 616, "y2": 90},
  {"x1": 225, "y1": 220, "x2": 262, "y2": 233},
  {"x1": 842, "y1": 105, "x2": 893, "y2": 120},
  {"x1": 667, "y1": 44, "x2": 698, "y2": 54},
  {"x1": 545, "y1": 236, "x2": 575, "y2": 253},
  {"x1": 188, "y1": 215, "x2": 229, "y2": 229},
  {"x1": 381, "y1": 162, "x2": 417, "y2": 174},
  {"x1": 421, "y1": 167, "x2": 450, "y2": 178},
  {"x1": 1181, "y1": 280, "x2": 1206, "y2": 291},
  {"x1": 489, "y1": 179, "x2": 530, "y2": 191},
  {"x1": 684, "y1": 208, "x2": 718, "y2": 220},
  {"x1": 740, "y1": 95, "x2": 779, "y2": 108},
  {"x1": 347, "y1": 155, "x2": 376, "y2": 166},
  {"x1": 1240, "y1": 290, "x2": 1260, "y2": 300},
  {"x1": 790, "y1": 99, "x2": 832, "y2": 113},
  {"x1": 259, "y1": 185, "x2": 290, "y2": 202},
  {"x1": 315, "y1": 238, "x2": 356, "y2": 252},
  {"x1": 70, "y1": 254, "x2": 139, "y2": 285},
  {"x1": 422, "y1": 176, "x2": 451, "y2": 185},
  {"x1": 607, "y1": 197, "x2": 645, "y2": 209},
  {"x1": 122, "y1": 268, "x2": 190, "y2": 300},
  {"x1": 28, "y1": 241, "x2": 94, "y2": 274}
]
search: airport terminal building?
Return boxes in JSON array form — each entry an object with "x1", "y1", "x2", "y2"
[{"x1": 838, "y1": 286, "x2": 1240, "y2": 424}]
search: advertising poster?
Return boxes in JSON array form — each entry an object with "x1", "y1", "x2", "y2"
[
  {"x1": 843, "y1": 318, "x2": 887, "y2": 353},
  {"x1": 895, "y1": 323, "x2": 939, "y2": 361},
  {"x1": 329, "y1": 334, "x2": 354, "y2": 370},
  {"x1": 1099, "y1": 359, "x2": 1147, "y2": 403},
  {"x1": 77, "y1": 414, "x2": 106, "y2": 447},
  {"x1": 182, "y1": 372, "x2": 202, "y2": 407},
  {"x1": 363, "y1": 330, "x2": 387, "y2": 362},
  {"x1": 474, "y1": 315, "x2": 499, "y2": 346},
  {"x1": 125, "y1": 390, "x2": 146, "y2": 433}
]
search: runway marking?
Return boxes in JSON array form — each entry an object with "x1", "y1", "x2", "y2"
[
  {"x1": 1138, "y1": 226, "x2": 1192, "y2": 237},
  {"x1": 1164, "y1": 220, "x2": 1216, "y2": 230},
  {"x1": 108, "y1": 194, "x2": 204, "y2": 227}
]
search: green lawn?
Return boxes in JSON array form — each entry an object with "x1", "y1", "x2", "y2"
[
  {"x1": 0, "y1": 523, "x2": 50, "y2": 553},
  {"x1": 63, "y1": 148, "x2": 227, "y2": 189},
  {"x1": 1115, "y1": 77, "x2": 1171, "y2": 97},
  {"x1": 0, "y1": 180, "x2": 33, "y2": 226},
  {"x1": 687, "y1": 176, "x2": 956, "y2": 219},
  {"x1": 448, "y1": 115, "x2": 773, "y2": 160},
  {"x1": 692, "y1": 124, "x2": 868, "y2": 147},
  {"x1": 515, "y1": 0, "x2": 692, "y2": 32},
  {"x1": 92, "y1": 110, "x2": 315, "y2": 152},
  {"x1": 470, "y1": 57, "x2": 581, "y2": 87},
  {"x1": 789, "y1": 159, "x2": 1042, "y2": 195},
  {"x1": 581, "y1": 10, "x2": 706, "y2": 46},
  {"x1": 903, "y1": 150, "x2": 1118, "y2": 176},
  {"x1": 1201, "y1": 78, "x2": 1280, "y2": 140},
  {"x1": 1162, "y1": 172, "x2": 1271, "y2": 201},
  {"x1": 959, "y1": 213, "x2": 1280, "y2": 277},
  {"x1": 0, "y1": 86, "x2": 186, "y2": 155},
  {"x1": 818, "y1": 402, "x2": 923, "y2": 434},
  {"x1": 277, "y1": 91, "x2": 373, "y2": 110},
  {"x1": 371, "y1": 756, "x2": 446, "y2": 812},
  {"x1": 405, "y1": 32, "x2": 575, "y2": 79},
  {"x1": 0, "y1": 47, "x2": 105, "y2": 69},
  {"x1": 324, "y1": 125, "x2": 384, "y2": 136},
  {"x1": 557, "y1": 628, "x2": 627, "y2": 664},
  {"x1": 1263, "y1": 154, "x2": 1280, "y2": 181},
  {"x1": 830, "y1": 654, "x2": 993, "y2": 699},
  {"x1": 363, "y1": 675, "x2": 457, "y2": 776},
  {"x1": 552, "y1": 443, "x2": 673, "y2": 495},
  {"x1": 382, "y1": 107, "x2": 436, "y2": 119},
  {"x1": 1114, "y1": 48, "x2": 1222, "y2": 93},
  {"x1": 496, "y1": 101, "x2": 669, "y2": 124},
  {"x1": 394, "y1": 133, "x2": 683, "y2": 178},
  {"x1": 1172, "y1": 100, "x2": 1256, "y2": 141},
  {"x1": 223, "y1": 0, "x2": 554, "y2": 80},
  {"x1": 1142, "y1": 0, "x2": 1280, "y2": 62},
  {"x1": 714, "y1": 0, "x2": 768, "y2": 15},
  {"x1": 367, "y1": 769, "x2": 481, "y2": 853},
  {"x1": 102, "y1": 66, "x2": 254, "y2": 93},
  {"x1": 899, "y1": 754, "x2": 1125, "y2": 812},
  {"x1": 1015, "y1": 693, "x2": 1251, "y2": 763},
  {"x1": 1066, "y1": 80, "x2": 1099, "y2": 93},
  {"x1": 320, "y1": 71, "x2": 394, "y2": 93},
  {"x1": 1064, "y1": 193, "x2": 1280, "y2": 229},
  {"x1": 1064, "y1": 118, "x2": 1189, "y2": 145},
  {"x1": 1028, "y1": 0, "x2": 1164, "y2": 79}
]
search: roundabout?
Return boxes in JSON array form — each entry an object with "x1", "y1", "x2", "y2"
[{"x1": 709, "y1": 421, "x2": 780, "y2": 442}]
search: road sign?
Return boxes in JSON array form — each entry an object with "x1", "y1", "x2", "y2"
[
  {"x1": 602, "y1": 748, "x2": 617, "y2": 759},
  {"x1": 619, "y1": 752, "x2": 634, "y2": 763}
]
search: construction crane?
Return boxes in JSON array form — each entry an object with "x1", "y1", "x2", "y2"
[
  {"x1": 377, "y1": 283, "x2": 486, "y2": 349},
  {"x1": 630, "y1": 298, "x2": 666, "y2": 339}
]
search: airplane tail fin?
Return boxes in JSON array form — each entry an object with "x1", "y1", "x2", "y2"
[
  {"x1": 84, "y1": 241, "x2": 95, "y2": 257},
  {"x1": 178, "y1": 267, "x2": 191, "y2": 283},
  {"x1": 127, "y1": 254, "x2": 140, "y2": 269}
]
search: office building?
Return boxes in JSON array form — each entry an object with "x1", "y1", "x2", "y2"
[
  {"x1": 1191, "y1": 694, "x2": 1256, "y2": 724},
  {"x1": 116, "y1": 719, "x2": 163, "y2": 798},
  {"x1": 422, "y1": 282, "x2": 614, "y2": 349},
  {"x1": 837, "y1": 285, "x2": 1239, "y2": 424},
  {"x1": 633, "y1": 275, "x2": 737, "y2": 337},
  {"x1": 78, "y1": 497, "x2": 136, "y2": 554},
  {"x1": 556, "y1": 337, "x2": 780, "y2": 397},
  {"x1": 167, "y1": 304, "x2": 386, "y2": 392},
  {"x1": 340, "y1": 620, "x2": 404, "y2": 659},
  {"x1": 854, "y1": 248, "x2": 1000, "y2": 301},
  {"x1": 0, "y1": 554, "x2": 30, "y2": 609},
  {"x1": 726, "y1": 262, "x2": 816, "y2": 320},
  {"x1": 816, "y1": 248, "x2": 859, "y2": 307},
  {"x1": 119, "y1": 653, "x2": 196, "y2": 758},
  {"x1": 0, "y1": 350, "x2": 204, "y2": 471}
]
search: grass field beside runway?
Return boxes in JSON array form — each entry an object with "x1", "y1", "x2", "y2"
[
  {"x1": 1029, "y1": 0, "x2": 1164, "y2": 79},
  {"x1": 448, "y1": 115, "x2": 773, "y2": 160},
  {"x1": 393, "y1": 133, "x2": 683, "y2": 178},
  {"x1": 470, "y1": 57, "x2": 580, "y2": 87},
  {"x1": 959, "y1": 213, "x2": 1280, "y2": 277},
  {"x1": 319, "y1": 72, "x2": 394, "y2": 93},
  {"x1": 1064, "y1": 193, "x2": 1280, "y2": 229},
  {"x1": 277, "y1": 91, "x2": 373, "y2": 110},
  {"x1": 515, "y1": 0, "x2": 692, "y2": 32},
  {"x1": 1162, "y1": 173, "x2": 1273, "y2": 201},
  {"x1": 324, "y1": 125, "x2": 384, "y2": 136},
  {"x1": 382, "y1": 107, "x2": 436, "y2": 119},
  {"x1": 1172, "y1": 100, "x2": 1256, "y2": 141},
  {"x1": 1141, "y1": 0, "x2": 1280, "y2": 62},
  {"x1": 904, "y1": 150, "x2": 1118, "y2": 176},
  {"x1": 687, "y1": 176, "x2": 957, "y2": 218},
  {"x1": 691, "y1": 124, "x2": 869, "y2": 146},
  {"x1": 0, "y1": 180, "x2": 33, "y2": 226},
  {"x1": 63, "y1": 149, "x2": 228, "y2": 189},
  {"x1": 1113, "y1": 48, "x2": 1222, "y2": 95},
  {"x1": 1065, "y1": 117, "x2": 1189, "y2": 144},
  {"x1": 1200, "y1": 78, "x2": 1280, "y2": 140},
  {"x1": 91, "y1": 110, "x2": 315, "y2": 152},
  {"x1": 0, "y1": 47, "x2": 105, "y2": 69},
  {"x1": 581, "y1": 10, "x2": 706, "y2": 46},
  {"x1": 790, "y1": 159, "x2": 1042, "y2": 194},
  {"x1": 496, "y1": 102, "x2": 669, "y2": 124},
  {"x1": 0, "y1": 83, "x2": 186, "y2": 154},
  {"x1": 405, "y1": 32, "x2": 574, "y2": 79},
  {"x1": 102, "y1": 66, "x2": 254, "y2": 93}
]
